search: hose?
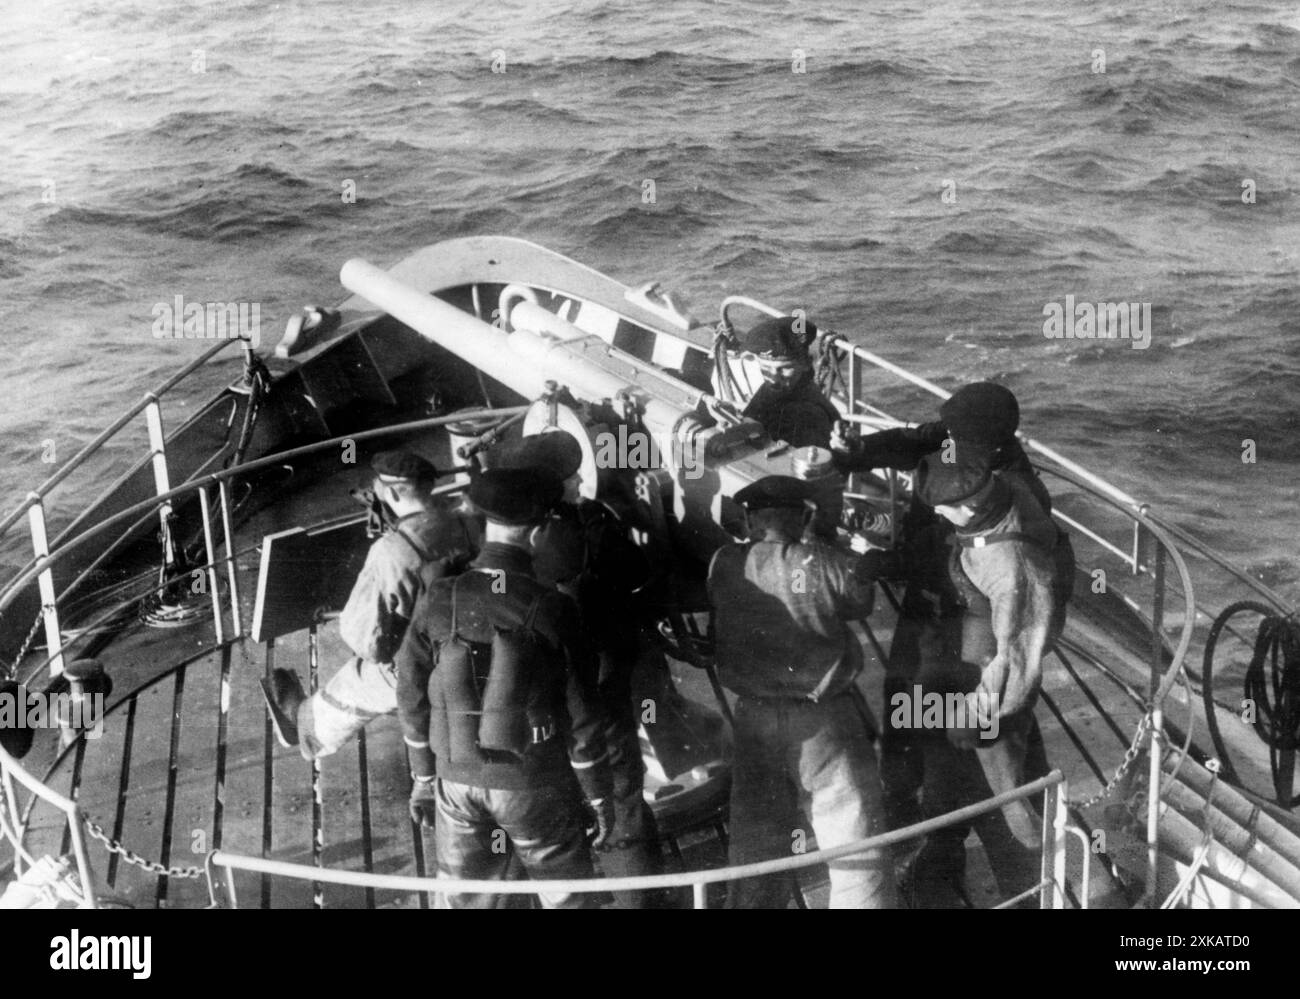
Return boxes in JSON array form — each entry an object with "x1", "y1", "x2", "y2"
[{"x1": 1201, "y1": 600, "x2": 1300, "y2": 806}]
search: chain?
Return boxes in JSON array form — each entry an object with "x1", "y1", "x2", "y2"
[
  {"x1": 4, "y1": 603, "x2": 55, "y2": 681},
  {"x1": 84, "y1": 816, "x2": 204, "y2": 879},
  {"x1": 1070, "y1": 711, "x2": 1153, "y2": 810}
]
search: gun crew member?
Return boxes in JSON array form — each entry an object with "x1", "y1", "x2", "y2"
[
  {"x1": 491, "y1": 430, "x2": 668, "y2": 907},
  {"x1": 736, "y1": 315, "x2": 840, "y2": 449},
  {"x1": 909, "y1": 454, "x2": 1061, "y2": 905},
  {"x1": 828, "y1": 383, "x2": 1071, "y2": 845},
  {"x1": 395, "y1": 467, "x2": 616, "y2": 909},
  {"x1": 708, "y1": 475, "x2": 896, "y2": 909},
  {"x1": 260, "y1": 450, "x2": 479, "y2": 760}
]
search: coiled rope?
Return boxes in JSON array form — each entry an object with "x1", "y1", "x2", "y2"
[{"x1": 1201, "y1": 600, "x2": 1300, "y2": 806}]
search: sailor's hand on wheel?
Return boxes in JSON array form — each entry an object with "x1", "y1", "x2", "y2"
[
  {"x1": 409, "y1": 776, "x2": 438, "y2": 828},
  {"x1": 587, "y1": 797, "x2": 616, "y2": 850}
]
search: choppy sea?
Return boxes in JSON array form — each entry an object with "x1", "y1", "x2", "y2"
[{"x1": 0, "y1": 0, "x2": 1297, "y2": 601}]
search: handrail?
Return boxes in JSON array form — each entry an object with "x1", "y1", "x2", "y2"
[
  {"x1": 0, "y1": 741, "x2": 99, "y2": 907},
  {"x1": 0, "y1": 406, "x2": 529, "y2": 619},
  {"x1": 0, "y1": 338, "x2": 241, "y2": 540},
  {"x1": 0, "y1": 292, "x2": 1278, "y2": 910},
  {"x1": 207, "y1": 771, "x2": 1065, "y2": 901}
]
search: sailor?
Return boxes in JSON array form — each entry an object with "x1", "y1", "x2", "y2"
[
  {"x1": 489, "y1": 430, "x2": 669, "y2": 908},
  {"x1": 394, "y1": 466, "x2": 615, "y2": 909},
  {"x1": 737, "y1": 315, "x2": 840, "y2": 449},
  {"x1": 830, "y1": 381, "x2": 1057, "y2": 519},
  {"x1": 908, "y1": 454, "x2": 1061, "y2": 905},
  {"x1": 828, "y1": 383, "x2": 1070, "y2": 837},
  {"x1": 259, "y1": 450, "x2": 480, "y2": 760},
  {"x1": 708, "y1": 475, "x2": 895, "y2": 909}
]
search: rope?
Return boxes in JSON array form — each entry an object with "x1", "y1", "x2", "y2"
[
  {"x1": 811, "y1": 330, "x2": 849, "y2": 402},
  {"x1": 1201, "y1": 601, "x2": 1300, "y2": 805},
  {"x1": 710, "y1": 323, "x2": 745, "y2": 405}
]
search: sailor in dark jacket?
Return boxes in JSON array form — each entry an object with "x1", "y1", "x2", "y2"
[
  {"x1": 828, "y1": 383, "x2": 1068, "y2": 845},
  {"x1": 709, "y1": 475, "x2": 895, "y2": 908},
  {"x1": 737, "y1": 315, "x2": 840, "y2": 449},
  {"x1": 831, "y1": 381, "x2": 1054, "y2": 513},
  {"x1": 907, "y1": 455, "x2": 1060, "y2": 905},
  {"x1": 489, "y1": 430, "x2": 669, "y2": 908},
  {"x1": 394, "y1": 467, "x2": 615, "y2": 909},
  {"x1": 260, "y1": 450, "x2": 479, "y2": 760}
]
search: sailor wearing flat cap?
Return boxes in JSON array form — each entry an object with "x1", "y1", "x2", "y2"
[
  {"x1": 708, "y1": 474, "x2": 896, "y2": 909},
  {"x1": 260, "y1": 449, "x2": 480, "y2": 761},
  {"x1": 737, "y1": 316, "x2": 840, "y2": 449},
  {"x1": 393, "y1": 466, "x2": 617, "y2": 907},
  {"x1": 826, "y1": 382, "x2": 1075, "y2": 897},
  {"x1": 485, "y1": 430, "x2": 695, "y2": 908},
  {"x1": 831, "y1": 381, "x2": 1055, "y2": 515},
  {"x1": 906, "y1": 451, "x2": 1064, "y2": 906}
]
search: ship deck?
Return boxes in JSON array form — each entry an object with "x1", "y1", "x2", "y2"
[{"x1": 4, "y1": 458, "x2": 1160, "y2": 909}]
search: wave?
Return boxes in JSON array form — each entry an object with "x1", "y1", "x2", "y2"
[{"x1": 38, "y1": 162, "x2": 348, "y2": 243}]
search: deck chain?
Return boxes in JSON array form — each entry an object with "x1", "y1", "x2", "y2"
[
  {"x1": 84, "y1": 816, "x2": 204, "y2": 879},
  {"x1": 4, "y1": 604, "x2": 55, "y2": 680},
  {"x1": 1070, "y1": 711, "x2": 1152, "y2": 811}
]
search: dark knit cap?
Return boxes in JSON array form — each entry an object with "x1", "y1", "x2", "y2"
[
  {"x1": 939, "y1": 383, "x2": 1020, "y2": 447},
  {"x1": 372, "y1": 450, "x2": 440, "y2": 483},
  {"x1": 734, "y1": 475, "x2": 817, "y2": 511},
  {"x1": 738, "y1": 315, "x2": 818, "y2": 361},
  {"x1": 490, "y1": 431, "x2": 583, "y2": 481},
  {"x1": 915, "y1": 454, "x2": 997, "y2": 508},
  {"x1": 468, "y1": 468, "x2": 558, "y2": 526}
]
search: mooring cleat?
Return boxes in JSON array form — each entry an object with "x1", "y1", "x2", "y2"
[{"x1": 259, "y1": 669, "x2": 306, "y2": 748}]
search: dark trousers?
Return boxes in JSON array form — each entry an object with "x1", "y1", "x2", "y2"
[
  {"x1": 914, "y1": 709, "x2": 1049, "y2": 904},
  {"x1": 598, "y1": 719, "x2": 669, "y2": 908},
  {"x1": 434, "y1": 778, "x2": 598, "y2": 909}
]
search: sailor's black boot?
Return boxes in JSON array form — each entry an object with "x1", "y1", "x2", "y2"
[{"x1": 259, "y1": 669, "x2": 306, "y2": 748}]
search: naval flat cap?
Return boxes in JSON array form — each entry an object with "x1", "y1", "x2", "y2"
[
  {"x1": 491, "y1": 431, "x2": 583, "y2": 481},
  {"x1": 939, "y1": 382, "x2": 1020, "y2": 447},
  {"x1": 734, "y1": 475, "x2": 817, "y2": 510},
  {"x1": 372, "y1": 450, "x2": 440, "y2": 483},
  {"x1": 468, "y1": 467, "x2": 560, "y2": 526},
  {"x1": 915, "y1": 454, "x2": 997, "y2": 508},
  {"x1": 738, "y1": 315, "x2": 818, "y2": 361}
]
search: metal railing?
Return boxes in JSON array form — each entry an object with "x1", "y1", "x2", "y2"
[
  {"x1": 204, "y1": 771, "x2": 1072, "y2": 910},
  {"x1": 0, "y1": 337, "x2": 245, "y2": 678},
  {"x1": 1, "y1": 296, "x2": 1276, "y2": 908},
  {"x1": 0, "y1": 407, "x2": 530, "y2": 682}
]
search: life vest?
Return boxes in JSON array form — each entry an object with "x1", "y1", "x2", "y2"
[{"x1": 430, "y1": 574, "x2": 562, "y2": 764}]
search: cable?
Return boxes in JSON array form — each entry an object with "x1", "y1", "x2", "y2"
[{"x1": 1201, "y1": 600, "x2": 1300, "y2": 806}]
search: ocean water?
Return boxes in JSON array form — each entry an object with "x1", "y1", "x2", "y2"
[{"x1": 0, "y1": 0, "x2": 1296, "y2": 601}]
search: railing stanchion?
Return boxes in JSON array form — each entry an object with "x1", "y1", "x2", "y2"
[
  {"x1": 1063, "y1": 824, "x2": 1093, "y2": 910},
  {"x1": 2, "y1": 764, "x2": 23, "y2": 877},
  {"x1": 1052, "y1": 779, "x2": 1069, "y2": 909},
  {"x1": 26, "y1": 495, "x2": 65, "y2": 676},
  {"x1": 66, "y1": 807, "x2": 98, "y2": 909},
  {"x1": 846, "y1": 343, "x2": 858, "y2": 416},
  {"x1": 309, "y1": 625, "x2": 324, "y2": 910},
  {"x1": 1040, "y1": 784, "x2": 1056, "y2": 909},
  {"x1": 197, "y1": 487, "x2": 225, "y2": 643},
  {"x1": 224, "y1": 861, "x2": 239, "y2": 909},
  {"x1": 1146, "y1": 706, "x2": 1163, "y2": 906},
  {"x1": 218, "y1": 480, "x2": 243, "y2": 638},
  {"x1": 1150, "y1": 543, "x2": 1166, "y2": 697},
  {"x1": 692, "y1": 880, "x2": 707, "y2": 910},
  {"x1": 144, "y1": 397, "x2": 177, "y2": 569}
]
